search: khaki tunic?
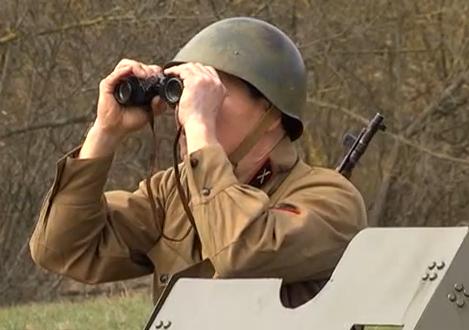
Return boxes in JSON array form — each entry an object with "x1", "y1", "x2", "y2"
[{"x1": 30, "y1": 137, "x2": 367, "y2": 308}]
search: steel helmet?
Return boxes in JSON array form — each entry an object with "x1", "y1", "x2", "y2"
[{"x1": 165, "y1": 17, "x2": 307, "y2": 140}]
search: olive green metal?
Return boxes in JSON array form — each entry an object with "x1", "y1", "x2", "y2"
[{"x1": 165, "y1": 17, "x2": 307, "y2": 140}]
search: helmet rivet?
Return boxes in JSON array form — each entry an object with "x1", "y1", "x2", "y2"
[{"x1": 233, "y1": 50, "x2": 240, "y2": 55}]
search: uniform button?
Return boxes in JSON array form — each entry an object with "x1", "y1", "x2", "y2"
[
  {"x1": 202, "y1": 187, "x2": 211, "y2": 196},
  {"x1": 159, "y1": 273, "x2": 169, "y2": 284},
  {"x1": 190, "y1": 157, "x2": 199, "y2": 168}
]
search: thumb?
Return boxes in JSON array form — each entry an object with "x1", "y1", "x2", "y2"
[{"x1": 151, "y1": 96, "x2": 166, "y2": 116}]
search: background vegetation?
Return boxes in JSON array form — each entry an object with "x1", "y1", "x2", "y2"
[
  {"x1": 0, "y1": 292, "x2": 150, "y2": 330},
  {"x1": 0, "y1": 0, "x2": 468, "y2": 317}
]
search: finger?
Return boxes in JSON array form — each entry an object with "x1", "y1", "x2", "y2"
[
  {"x1": 151, "y1": 96, "x2": 166, "y2": 116},
  {"x1": 139, "y1": 63, "x2": 158, "y2": 78},
  {"x1": 100, "y1": 65, "x2": 135, "y2": 92},
  {"x1": 148, "y1": 65, "x2": 163, "y2": 76},
  {"x1": 113, "y1": 63, "x2": 148, "y2": 79},
  {"x1": 191, "y1": 62, "x2": 217, "y2": 78},
  {"x1": 194, "y1": 62, "x2": 214, "y2": 77},
  {"x1": 171, "y1": 63, "x2": 215, "y2": 86},
  {"x1": 115, "y1": 58, "x2": 141, "y2": 70},
  {"x1": 194, "y1": 64, "x2": 224, "y2": 93},
  {"x1": 132, "y1": 63, "x2": 153, "y2": 79},
  {"x1": 192, "y1": 62, "x2": 208, "y2": 72},
  {"x1": 166, "y1": 69, "x2": 190, "y2": 84},
  {"x1": 164, "y1": 62, "x2": 199, "y2": 77},
  {"x1": 100, "y1": 62, "x2": 153, "y2": 93},
  {"x1": 190, "y1": 63, "x2": 222, "y2": 85},
  {"x1": 115, "y1": 58, "x2": 153, "y2": 78},
  {"x1": 204, "y1": 65, "x2": 219, "y2": 79}
]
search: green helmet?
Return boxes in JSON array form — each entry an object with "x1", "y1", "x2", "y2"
[{"x1": 165, "y1": 17, "x2": 307, "y2": 140}]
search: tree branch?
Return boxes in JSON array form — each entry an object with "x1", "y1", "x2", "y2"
[
  {"x1": 0, "y1": 44, "x2": 10, "y2": 99},
  {"x1": 308, "y1": 97, "x2": 469, "y2": 166},
  {"x1": 0, "y1": 115, "x2": 92, "y2": 140},
  {"x1": 0, "y1": 13, "x2": 215, "y2": 46}
]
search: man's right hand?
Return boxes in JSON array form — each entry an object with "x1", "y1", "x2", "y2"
[{"x1": 79, "y1": 59, "x2": 165, "y2": 159}]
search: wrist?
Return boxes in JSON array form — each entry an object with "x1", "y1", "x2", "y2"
[
  {"x1": 184, "y1": 119, "x2": 218, "y2": 154},
  {"x1": 79, "y1": 124, "x2": 123, "y2": 159}
]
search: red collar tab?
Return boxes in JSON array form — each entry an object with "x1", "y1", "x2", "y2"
[{"x1": 248, "y1": 159, "x2": 273, "y2": 188}]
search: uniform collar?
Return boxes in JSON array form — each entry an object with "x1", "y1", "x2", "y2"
[
  {"x1": 268, "y1": 136, "x2": 298, "y2": 174},
  {"x1": 247, "y1": 136, "x2": 299, "y2": 195}
]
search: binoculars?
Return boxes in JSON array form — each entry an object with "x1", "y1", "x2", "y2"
[{"x1": 114, "y1": 74, "x2": 183, "y2": 107}]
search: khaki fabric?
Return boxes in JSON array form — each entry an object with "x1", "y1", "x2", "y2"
[{"x1": 30, "y1": 137, "x2": 367, "y2": 308}]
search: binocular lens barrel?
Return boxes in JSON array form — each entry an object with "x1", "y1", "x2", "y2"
[
  {"x1": 114, "y1": 77, "x2": 141, "y2": 105},
  {"x1": 163, "y1": 77, "x2": 184, "y2": 105},
  {"x1": 114, "y1": 75, "x2": 183, "y2": 107}
]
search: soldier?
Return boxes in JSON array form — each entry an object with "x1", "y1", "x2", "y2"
[{"x1": 30, "y1": 17, "x2": 367, "y2": 308}]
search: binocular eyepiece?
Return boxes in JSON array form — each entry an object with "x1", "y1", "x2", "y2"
[{"x1": 114, "y1": 74, "x2": 183, "y2": 107}]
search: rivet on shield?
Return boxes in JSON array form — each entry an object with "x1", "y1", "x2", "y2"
[
  {"x1": 454, "y1": 283, "x2": 464, "y2": 292},
  {"x1": 448, "y1": 293, "x2": 457, "y2": 302}
]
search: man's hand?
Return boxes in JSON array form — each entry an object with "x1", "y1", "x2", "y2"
[
  {"x1": 80, "y1": 59, "x2": 165, "y2": 159},
  {"x1": 164, "y1": 63, "x2": 226, "y2": 154}
]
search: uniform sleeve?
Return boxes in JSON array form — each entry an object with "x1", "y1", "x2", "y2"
[
  {"x1": 29, "y1": 149, "x2": 164, "y2": 284},
  {"x1": 185, "y1": 144, "x2": 367, "y2": 283}
]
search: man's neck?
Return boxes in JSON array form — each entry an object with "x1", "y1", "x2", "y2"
[{"x1": 234, "y1": 127, "x2": 286, "y2": 183}]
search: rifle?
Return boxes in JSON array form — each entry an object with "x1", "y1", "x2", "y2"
[{"x1": 336, "y1": 113, "x2": 386, "y2": 179}]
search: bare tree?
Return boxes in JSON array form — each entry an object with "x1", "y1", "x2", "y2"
[{"x1": 0, "y1": 0, "x2": 468, "y2": 305}]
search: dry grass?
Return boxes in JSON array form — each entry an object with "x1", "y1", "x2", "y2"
[{"x1": 0, "y1": 292, "x2": 152, "y2": 330}]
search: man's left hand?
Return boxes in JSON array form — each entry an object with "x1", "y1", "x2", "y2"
[{"x1": 164, "y1": 62, "x2": 226, "y2": 154}]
